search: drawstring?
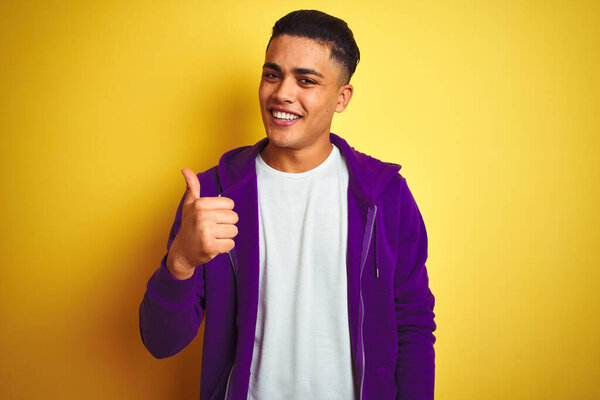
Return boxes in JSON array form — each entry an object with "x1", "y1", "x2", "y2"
[
  {"x1": 217, "y1": 178, "x2": 239, "y2": 324},
  {"x1": 374, "y1": 212, "x2": 379, "y2": 279}
]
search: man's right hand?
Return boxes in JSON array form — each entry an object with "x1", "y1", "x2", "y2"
[{"x1": 166, "y1": 168, "x2": 239, "y2": 280}]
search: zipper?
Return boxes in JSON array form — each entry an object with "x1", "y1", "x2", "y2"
[
  {"x1": 224, "y1": 360, "x2": 235, "y2": 400},
  {"x1": 359, "y1": 204, "x2": 377, "y2": 400},
  {"x1": 218, "y1": 188, "x2": 239, "y2": 400}
]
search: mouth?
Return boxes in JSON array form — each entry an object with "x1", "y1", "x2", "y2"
[{"x1": 269, "y1": 108, "x2": 302, "y2": 127}]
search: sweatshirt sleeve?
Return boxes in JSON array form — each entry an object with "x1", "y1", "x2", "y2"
[
  {"x1": 139, "y1": 192, "x2": 206, "y2": 359},
  {"x1": 394, "y1": 177, "x2": 436, "y2": 399}
]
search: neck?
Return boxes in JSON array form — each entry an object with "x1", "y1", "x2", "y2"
[{"x1": 260, "y1": 136, "x2": 334, "y2": 173}]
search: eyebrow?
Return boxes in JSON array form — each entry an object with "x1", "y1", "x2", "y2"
[{"x1": 262, "y1": 62, "x2": 324, "y2": 78}]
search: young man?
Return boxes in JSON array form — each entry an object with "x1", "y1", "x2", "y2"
[{"x1": 140, "y1": 10, "x2": 436, "y2": 400}]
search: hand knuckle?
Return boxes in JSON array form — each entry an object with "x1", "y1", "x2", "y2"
[
  {"x1": 202, "y1": 240, "x2": 215, "y2": 254},
  {"x1": 196, "y1": 209, "x2": 209, "y2": 220}
]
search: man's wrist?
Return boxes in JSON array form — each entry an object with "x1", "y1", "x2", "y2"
[{"x1": 165, "y1": 251, "x2": 195, "y2": 280}]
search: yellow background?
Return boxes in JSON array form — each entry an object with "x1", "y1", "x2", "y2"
[{"x1": 1, "y1": 0, "x2": 598, "y2": 398}]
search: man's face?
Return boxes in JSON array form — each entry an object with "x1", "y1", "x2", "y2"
[{"x1": 259, "y1": 34, "x2": 353, "y2": 151}]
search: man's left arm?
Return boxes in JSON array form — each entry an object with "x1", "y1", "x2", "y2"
[{"x1": 394, "y1": 177, "x2": 436, "y2": 400}]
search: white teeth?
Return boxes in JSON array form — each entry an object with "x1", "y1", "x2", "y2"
[{"x1": 272, "y1": 110, "x2": 299, "y2": 120}]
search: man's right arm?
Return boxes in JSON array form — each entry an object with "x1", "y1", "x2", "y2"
[
  {"x1": 139, "y1": 169, "x2": 238, "y2": 358},
  {"x1": 139, "y1": 251, "x2": 206, "y2": 359}
]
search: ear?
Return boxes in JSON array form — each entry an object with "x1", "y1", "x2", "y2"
[{"x1": 335, "y1": 84, "x2": 354, "y2": 113}]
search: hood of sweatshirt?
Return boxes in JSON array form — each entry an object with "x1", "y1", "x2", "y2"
[{"x1": 217, "y1": 132, "x2": 402, "y2": 205}]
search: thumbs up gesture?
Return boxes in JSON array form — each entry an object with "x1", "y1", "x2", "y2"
[{"x1": 166, "y1": 168, "x2": 239, "y2": 280}]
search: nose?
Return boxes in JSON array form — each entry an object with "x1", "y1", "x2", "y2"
[{"x1": 272, "y1": 77, "x2": 295, "y2": 103}]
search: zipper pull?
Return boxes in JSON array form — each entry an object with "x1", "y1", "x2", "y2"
[{"x1": 375, "y1": 266, "x2": 380, "y2": 279}]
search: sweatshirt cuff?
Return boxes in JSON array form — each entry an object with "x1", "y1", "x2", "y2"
[{"x1": 146, "y1": 253, "x2": 198, "y2": 310}]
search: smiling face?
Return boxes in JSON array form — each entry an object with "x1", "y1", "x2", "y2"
[{"x1": 259, "y1": 34, "x2": 353, "y2": 154}]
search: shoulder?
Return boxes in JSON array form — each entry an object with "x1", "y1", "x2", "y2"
[
  {"x1": 379, "y1": 169, "x2": 418, "y2": 209},
  {"x1": 334, "y1": 135, "x2": 404, "y2": 204}
]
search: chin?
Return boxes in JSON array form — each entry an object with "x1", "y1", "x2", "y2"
[{"x1": 264, "y1": 127, "x2": 298, "y2": 149}]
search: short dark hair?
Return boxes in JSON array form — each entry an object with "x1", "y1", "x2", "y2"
[{"x1": 267, "y1": 10, "x2": 360, "y2": 84}]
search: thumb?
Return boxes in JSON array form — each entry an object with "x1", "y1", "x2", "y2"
[{"x1": 181, "y1": 168, "x2": 201, "y2": 205}]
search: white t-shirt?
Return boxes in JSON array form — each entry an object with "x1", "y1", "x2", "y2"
[{"x1": 248, "y1": 143, "x2": 356, "y2": 400}]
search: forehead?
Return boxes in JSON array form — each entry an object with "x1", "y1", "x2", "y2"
[{"x1": 264, "y1": 34, "x2": 341, "y2": 77}]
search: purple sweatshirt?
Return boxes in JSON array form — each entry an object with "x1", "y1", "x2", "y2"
[{"x1": 139, "y1": 133, "x2": 436, "y2": 399}]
